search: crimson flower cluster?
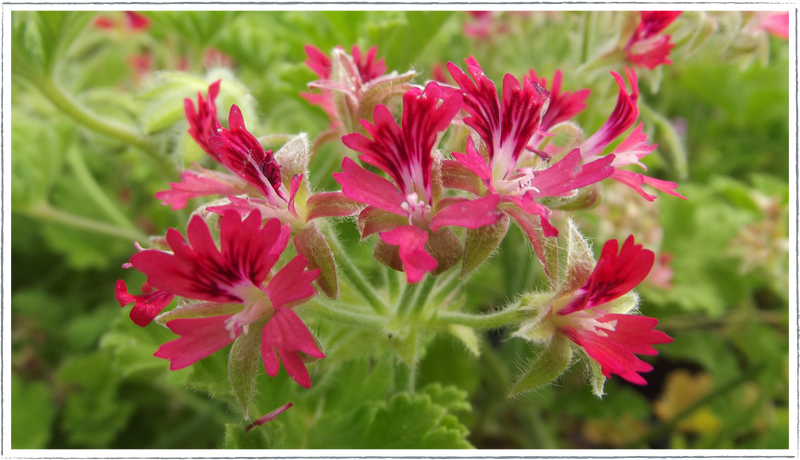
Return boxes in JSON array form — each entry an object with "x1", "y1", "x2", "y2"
[{"x1": 116, "y1": 43, "x2": 677, "y2": 405}]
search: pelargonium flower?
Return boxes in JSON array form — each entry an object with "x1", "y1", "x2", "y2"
[
  {"x1": 756, "y1": 12, "x2": 789, "y2": 40},
  {"x1": 523, "y1": 66, "x2": 685, "y2": 202},
  {"x1": 441, "y1": 58, "x2": 614, "y2": 274},
  {"x1": 513, "y1": 223, "x2": 672, "y2": 396},
  {"x1": 625, "y1": 11, "x2": 682, "y2": 69},
  {"x1": 335, "y1": 81, "x2": 504, "y2": 283},
  {"x1": 301, "y1": 44, "x2": 417, "y2": 150},
  {"x1": 120, "y1": 209, "x2": 324, "y2": 388}
]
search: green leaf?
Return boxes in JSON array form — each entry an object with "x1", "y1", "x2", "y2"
[
  {"x1": 509, "y1": 335, "x2": 573, "y2": 397},
  {"x1": 309, "y1": 392, "x2": 472, "y2": 448},
  {"x1": 11, "y1": 116, "x2": 73, "y2": 208},
  {"x1": 228, "y1": 327, "x2": 263, "y2": 419},
  {"x1": 56, "y1": 352, "x2": 134, "y2": 447},
  {"x1": 420, "y1": 383, "x2": 472, "y2": 414},
  {"x1": 12, "y1": 374, "x2": 55, "y2": 449},
  {"x1": 147, "y1": 11, "x2": 242, "y2": 47},
  {"x1": 12, "y1": 11, "x2": 94, "y2": 76}
]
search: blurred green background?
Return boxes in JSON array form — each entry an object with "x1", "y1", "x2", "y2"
[{"x1": 10, "y1": 11, "x2": 790, "y2": 449}]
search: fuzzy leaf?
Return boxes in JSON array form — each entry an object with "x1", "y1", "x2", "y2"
[
  {"x1": 309, "y1": 392, "x2": 472, "y2": 448},
  {"x1": 509, "y1": 335, "x2": 573, "y2": 397},
  {"x1": 461, "y1": 214, "x2": 509, "y2": 277},
  {"x1": 228, "y1": 326, "x2": 263, "y2": 419},
  {"x1": 293, "y1": 222, "x2": 338, "y2": 298},
  {"x1": 420, "y1": 383, "x2": 472, "y2": 414}
]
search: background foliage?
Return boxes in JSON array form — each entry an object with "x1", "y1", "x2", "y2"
[{"x1": 10, "y1": 10, "x2": 790, "y2": 449}]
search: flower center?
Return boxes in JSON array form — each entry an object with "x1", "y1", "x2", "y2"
[
  {"x1": 494, "y1": 167, "x2": 541, "y2": 197},
  {"x1": 400, "y1": 192, "x2": 432, "y2": 225},
  {"x1": 224, "y1": 284, "x2": 274, "y2": 338}
]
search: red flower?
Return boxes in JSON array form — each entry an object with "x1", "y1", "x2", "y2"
[
  {"x1": 444, "y1": 58, "x2": 615, "y2": 237},
  {"x1": 184, "y1": 80, "x2": 223, "y2": 159},
  {"x1": 554, "y1": 236, "x2": 672, "y2": 385},
  {"x1": 123, "y1": 210, "x2": 324, "y2": 388},
  {"x1": 335, "y1": 82, "x2": 502, "y2": 282},
  {"x1": 124, "y1": 11, "x2": 151, "y2": 31},
  {"x1": 625, "y1": 11, "x2": 682, "y2": 69}
]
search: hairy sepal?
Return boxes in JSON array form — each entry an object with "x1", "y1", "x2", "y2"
[
  {"x1": 427, "y1": 228, "x2": 462, "y2": 276},
  {"x1": 446, "y1": 324, "x2": 480, "y2": 357},
  {"x1": 461, "y1": 214, "x2": 510, "y2": 278},
  {"x1": 509, "y1": 335, "x2": 573, "y2": 397},
  {"x1": 155, "y1": 301, "x2": 242, "y2": 326},
  {"x1": 306, "y1": 192, "x2": 365, "y2": 221},
  {"x1": 274, "y1": 133, "x2": 309, "y2": 180},
  {"x1": 293, "y1": 222, "x2": 337, "y2": 298},
  {"x1": 557, "y1": 219, "x2": 596, "y2": 297},
  {"x1": 228, "y1": 325, "x2": 262, "y2": 419}
]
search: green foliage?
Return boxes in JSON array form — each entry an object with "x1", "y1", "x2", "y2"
[
  {"x1": 12, "y1": 374, "x2": 56, "y2": 449},
  {"x1": 10, "y1": 9, "x2": 789, "y2": 450}
]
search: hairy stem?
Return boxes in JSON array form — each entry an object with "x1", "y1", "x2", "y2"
[
  {"x1": 433, "y1": 308, "x2": 529, "y2": 329},
  {"x1": 20, "y1": 202, "x2": 148, "y2": 242},
  {"x1": 66, "y1": 146, "x2": 142, "y2": 232},
  {"x1": 301, "y1": 298, "x2": 386, "y2": 328},
  {"x1": 323, "y1": 226, "x2": 389, "y2": 315}
]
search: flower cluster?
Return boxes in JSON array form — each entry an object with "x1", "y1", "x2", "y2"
[{"x1": 116, "y1": 40, "x2": 678, "y2": 422}]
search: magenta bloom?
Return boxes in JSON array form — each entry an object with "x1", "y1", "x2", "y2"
[
  {"x1": 526, "y1": 69, "x2": 591, "y2": 142},
  {"x1": 121, "y1": 210, "x2": 324, "y2": 388},
  {"x1": 444, "y1": 59, "x2": 615, "y2": 237},
  {"x1": 184, "y1": 79, "x2": 223, "y2": 159},
  {"x1": 578, "y1": 68, "x2": 686, "y2": 202},
  {"x1": 335, "y1": 81, "x2": 503, "y2": 282},
  {"x1": 115, "y1": 280, "x2": 174, "y2": 327},
  {"x1": 554, "y1": 236, "x2": 672, "y2": 384},
  {"x1": 626, "y1": 11, "x2": 682, "y2": 69}
]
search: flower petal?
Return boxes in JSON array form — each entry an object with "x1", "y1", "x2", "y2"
[
  {"x1": 115, "y1": 280, "x2": 174, "y2": 327},
  {"x1": 429, "y1": 194, "x2": 502, "y2": 232},
  {"x1": 266, "y1": 256, "x2": 319, "y2": 309},
  {"x1": 154, "y1": 315, "x2": 237, "y2": 370},
  {"x1": 261, "y1": 307, "x2": 325, "y2": 388},
  {"x1": 379, "y1": 225, "x2": 438, "y2": 284}
]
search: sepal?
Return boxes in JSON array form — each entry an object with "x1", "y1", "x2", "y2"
[
  {"x1": 558, "y1": 219, "x2": 597, "y2": 297},
  {"x1": 293, "y1": 222, "x2": 338, "y2": 298},
  {"x1": 228, "y1": 324, "x2": 262, "y2": 419},
  {"x1": 509, "y1": 335, "x2": 573, "y2": 397},
  {"x1": 306, "y1": 192, "x2": 365, "y2": 221},
  {"x1": 461, "y1": 214, "x2": 510, "y2": 277}
]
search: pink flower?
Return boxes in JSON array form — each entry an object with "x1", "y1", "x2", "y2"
[
  {"x1": 124, "y1": 11, "x2": 151, "y2": 31},
  {"x1": 444, "y1": 59, "x2": 615, "y2": 237},
  {"x1": 123, "y1": 210, "x2": 324, "y2": 388},
  {"x1": 578, "y1": 68, "x2": 686, "y2": 202},
  {"x1": 115, "y1": 280, "x2": 174, "y2": 327},
  {"x1": 335, "y1": 81, "x2": 502, "y2": 282},
  {"x1": 301, "y1": 44, "x2": 416, "y2": 150},
  {"x1": 526, "y1": 69, "x2": 591, "y2": 139},
  {"x1": 555, "y1": 236, "x2": 672, "y2": 384},
  {"x1": 625, "y1": 11, "x2": 682, "y2": 69},
  {"x1": 184, "y1": 80, "x2": 223, "y2": 159},
  {"x1": 463, "y1": 11, "x2": 511, "y2": 39},
  {"x1": 753, "y1": 12, "x2": 790, "y2": 40}
]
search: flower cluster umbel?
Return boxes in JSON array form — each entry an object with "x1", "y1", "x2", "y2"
[{"x1": 116, "y1": 43, "x2": 678, "y2": 418}]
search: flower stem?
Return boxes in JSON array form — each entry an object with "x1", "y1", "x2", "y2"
[
  {"x1": 411, "y1": 275, "x2": 436, "y2": 316},
  {"x1": 322, "y1": 225, "x2": 389, "y2": 315},
  {"x1": 433, "y1": 308, "x2": 528, "y2": 330},
  {"x1": 301, "y1": 298, "x2": 386, "y2": 328},
  {"x1": 66, "y1": 146, "x2": 142, "y2": 233},
  {"x1": 395, "y1": 281, "x2": 419, "y2": 317},
  {"x1": 20, "y1": 202, "x2": 148, "y2": 242}
]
